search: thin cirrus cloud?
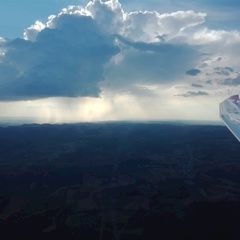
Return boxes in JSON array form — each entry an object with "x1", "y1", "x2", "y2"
[{"x1": 0, "y1": 0, "x2": 240, "y2": 122}]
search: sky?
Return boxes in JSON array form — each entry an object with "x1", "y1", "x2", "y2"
[{"x1": 0, "y1": 0, "x2": 240, "y2": 123}]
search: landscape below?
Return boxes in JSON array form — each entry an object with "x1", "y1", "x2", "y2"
[{"x1": 0, "y1": 123, "x2": 239, "y2": 240}]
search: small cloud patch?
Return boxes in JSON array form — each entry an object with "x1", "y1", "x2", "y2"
[
  {"x1": 192, "y1": 83, "x2": 203, "y2": 88},
  {"x1": 223, "y1": 75, "x2": 240, "y2": 86},
  {"x1": 178, "y1": 91, "x2": 209, "y2": 97},
  {"x1": 186, "y1": 68, "x2": 201, "y2": 76}
]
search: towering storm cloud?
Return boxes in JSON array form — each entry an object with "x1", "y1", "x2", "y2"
[
  {"x1": 0, "y1": 0, "x2": 205, "y2": 100},
  {"x1": 0, "y1": 14, "x2": 119, "y2": 100}
]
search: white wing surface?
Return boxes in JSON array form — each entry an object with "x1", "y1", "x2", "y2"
[{"x1": 220, "y1": 95, "x2": 240, "y2": 141}]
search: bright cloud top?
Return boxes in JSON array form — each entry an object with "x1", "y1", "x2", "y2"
[{"x1": 0, "y1": 0, "x2": 240, "y2": 122}]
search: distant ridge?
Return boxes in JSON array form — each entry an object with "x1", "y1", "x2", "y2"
[{"x1": 0, "y1": 117, "x2": 222, "y2": 127}]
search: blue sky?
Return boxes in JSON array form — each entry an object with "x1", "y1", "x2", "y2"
[
  {"x1": 0, "y1": 0, "x2": 239, "y2": 38},
  {"x1": 0, "y1": 0, "x2": 83, "y2": 38}
]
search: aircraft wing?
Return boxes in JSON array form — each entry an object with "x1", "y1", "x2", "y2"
[{"x1": 220, "y1": 95, "x2": 240, "y2": 142}]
